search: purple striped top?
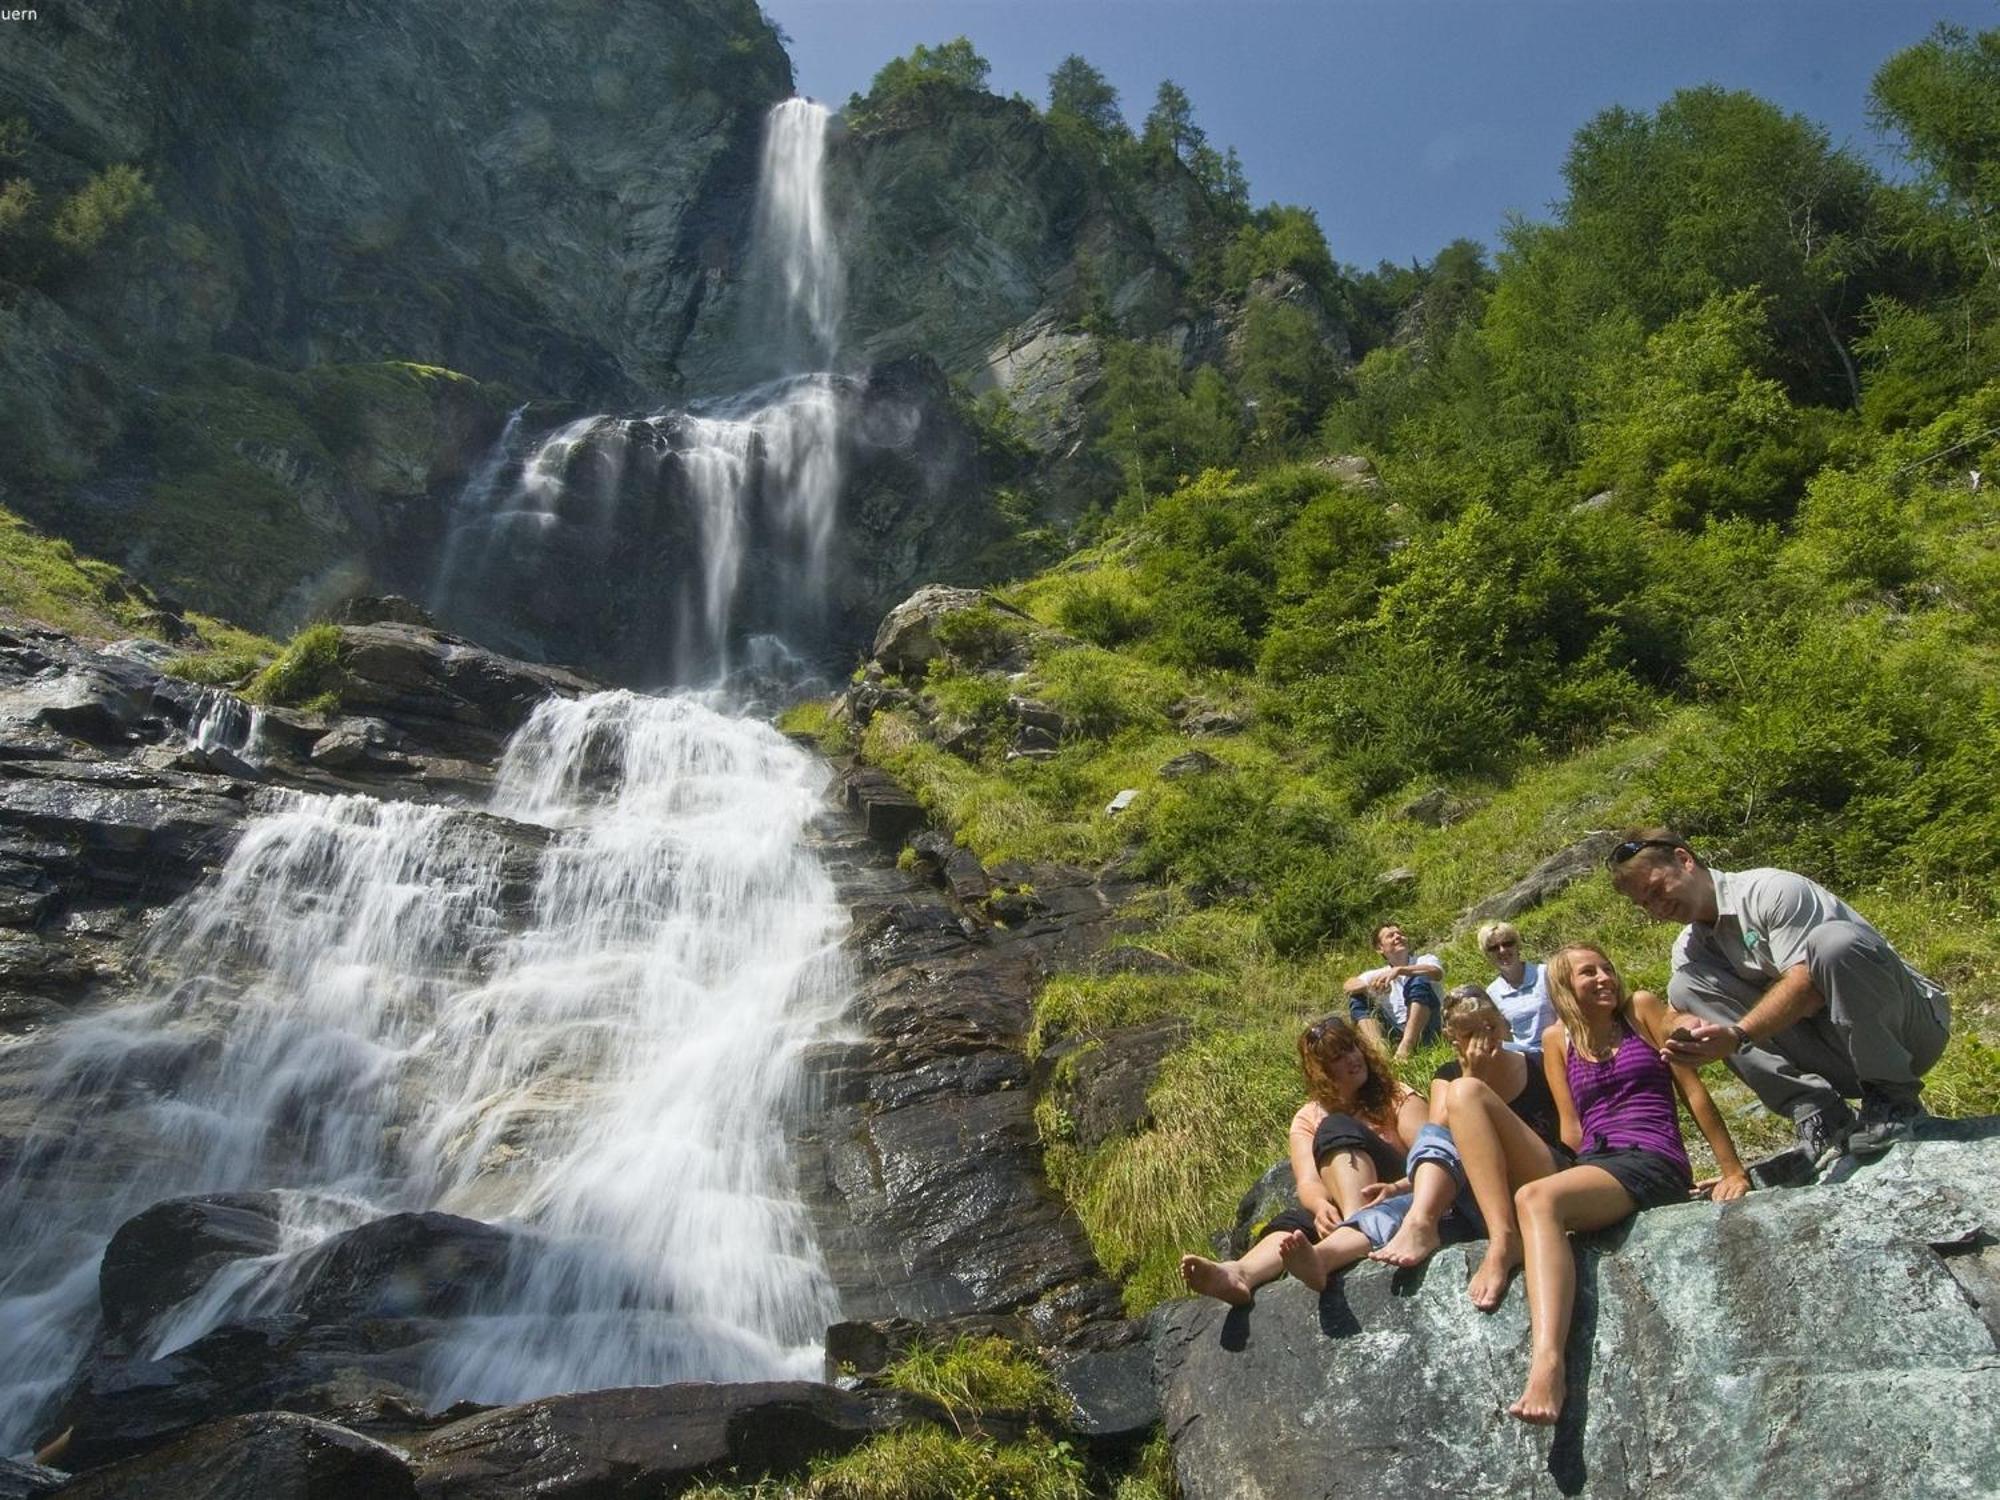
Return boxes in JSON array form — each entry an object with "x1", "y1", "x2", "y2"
[{"x1": 1565, "y1": 1023, "x2": 1690, "y2": 1169}]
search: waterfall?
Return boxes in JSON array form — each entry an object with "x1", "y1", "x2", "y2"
[
  {"x1": 423, "y1": 99, "x2": 852, "y2": 685},
  {"x1": 0, "y1": 693, "x2": 848, "y2": 1447},
  {"x1": 750, "y1": 97, "x2": 843, "y2": 371}
]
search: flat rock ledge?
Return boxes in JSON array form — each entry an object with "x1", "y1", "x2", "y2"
[{"x1": 1153, "y1": 1120, "x2": 2000, "y2": 1500}]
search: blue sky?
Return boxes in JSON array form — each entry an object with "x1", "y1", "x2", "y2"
[{"x1": 760, "y1": 1, "x2": 1999, "y2": 269}]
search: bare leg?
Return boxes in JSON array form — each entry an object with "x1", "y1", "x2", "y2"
[
  {"x1": 1447, "y1": 1076, "x2": 1562, "y2": 1311},
  {"x1": 1507, "y1": 1167, "x2": 1636, "y2": 1424},
  {"x1": 1181, "y1": 1227, "x2": 1290, "y2": 1306},
  {"x1": 1369, "y1": 1162, "x2": 1455, "y2": 1268},
  {"x1": 1357, "y1": 1015, "x2": 1388, "y2": 1053},
  {"x1": 1319, "y1": 1148, "x2": 1381, "y2": 1218},
  {"x1": 1278, "y1": 1226, "x2": 1372, "y2": 1292}
]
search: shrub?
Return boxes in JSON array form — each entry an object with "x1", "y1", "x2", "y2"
[
  {"x1": 244, "y1": 623, "x2": 345, "y2": 710},
  {"x1": 50, "y1": 164, "x2": 154, "y2": 255},
  {"x1": 934, "y1": 604, "x2": 1025, "y2": 666},
  {"x1": 804, "y1": 1429, "x2": 1088, "y2": 1500},
  {"x1": 1054, "y1": 579, "x2": 1150, "y2": 646}
]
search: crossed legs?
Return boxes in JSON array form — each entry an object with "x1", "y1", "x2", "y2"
[{"x1": 1180, "y1": 1147, "x2": 1383, "y2": 1304}]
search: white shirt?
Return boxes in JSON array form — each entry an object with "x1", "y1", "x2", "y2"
[
  {"x1": 1487, "y1": 963, "x2": 1555, "y2": 1046},
  {"x1": 1356, "y1": 953, "x2": 1442, "y2": 1027}
]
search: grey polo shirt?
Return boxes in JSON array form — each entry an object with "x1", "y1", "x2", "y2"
[{"x1": 1674, "y1": 867, "x2": 1940, "y2": 995}]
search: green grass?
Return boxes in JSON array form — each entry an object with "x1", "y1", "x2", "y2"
[
  {"x1": 243, "y1": 622, "x2": 345, "y2": 710},
  {"x1": 878, "y1": 1335, "x2": 1069, "y2": 1422},
  {"x1": 681, "y1": 1429, "x2": 1091, "y2": 1500}
]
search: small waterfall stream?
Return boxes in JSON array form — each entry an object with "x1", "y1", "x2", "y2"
[{"x1": 0, "y1": 98, "x2": 867, "y2": 1450}]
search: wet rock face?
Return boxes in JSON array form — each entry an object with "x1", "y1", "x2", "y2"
[
  {"x1": 57, "y1": 1211, "x2": 524, "y2": 1469},
  {"x1": 49, "y1": 1411, "x2": 419, "y2": 1500},
  {"x1": 408, "y1": 1383, "x2": 950, "y2": 1498},
  {"x1": 791, "y1": 817, "x2": 1140, "y2": 1352},
  {"x1": 1154, "y1": 1122, "x2": 2000, "y2": 1500}
]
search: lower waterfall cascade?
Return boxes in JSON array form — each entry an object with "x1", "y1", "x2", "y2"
[{"x1": 0, "y1": 690, "x2": 849, "y2": 1448}]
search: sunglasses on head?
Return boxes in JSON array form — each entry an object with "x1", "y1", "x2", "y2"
[
  {"x1": 1607, "y1": 837, "x2": 1690, "y2": 869},
  {"x1": 1305, "y1": 1016, "x2": 1348, "y2": 1046}
]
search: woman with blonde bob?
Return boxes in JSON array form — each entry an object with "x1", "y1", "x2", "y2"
[
  {"x1": 1483, "y1": 943, "x2": 1751, "y2": 1424},
  {"x1": 1179, "y1": 1016, "x2": 1424, "y2": 1305}
]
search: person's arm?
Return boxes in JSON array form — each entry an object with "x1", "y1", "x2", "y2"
[
  {"x1": 1288, "y1": 1104, "x2": 1344, "y2": 1235},
  {"x1": 1541, "y1": 1022, "x2": 1582, "y2": 1153},
  {"x1": 1661, "y1": 964, "x2": 1824, "y2": 1064},
  {"x1": 1396, "y1": 953, "x2": 1444, "y2": 981},
  {"x1": 1635, "y1": 992, "x2": 1750, "y2": 1202},
  {"x1": 1342, "y1": 966, "x2": 1376, "y2": 996}
]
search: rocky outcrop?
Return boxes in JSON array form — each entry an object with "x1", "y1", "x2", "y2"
[
  {"x1": 56, "y1": 1210, "x2": 523, "y2": 1469},
  {"x1": 49, "y1": 1412, "x2": 419, "y2": 1500},
  {"x1": 408, "y1": 1383, "x2": 950, "y2": 1498},
  {"x1": 1154, "y1": 1122, "x2": 2000, "y2": 1500},
  {"x1": 1456, "y1": 830, "x2": 1622, "y2": 931}
]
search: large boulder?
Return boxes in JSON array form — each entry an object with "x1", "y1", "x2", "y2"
[
  {"x1": 97, "y1": 1194, "x2": 287, "y2": 1344},
  {"x1": 57, "y1": 1211, "x2": 522, "y2": 1469},
  {"x1": 330, "y1": 624, "x2": 597, "y2": 756},
  {"x1": 1457, "y1": 830, "x2": 1623, "y2": 930},
  {"x1": 869, "y1": 585, "x2": 999, "y2": 678},
  {"x1": 407, "y1": 1383, "x2": 949, "y2": 1498},
  {"x1": 1154, "y1": 1122, "x2": 2000, "y2": 1500},
  {"x1": 49, "y1": 1411, "x2": 417, "y2": 1500}
]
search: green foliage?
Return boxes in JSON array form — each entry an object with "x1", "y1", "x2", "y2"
[
  {"x1": 802, "y1": 1428, "x2": 1088, "y2": 1500},
  {"x1": 1092, "y1": 343, "x2": 1243, "y2": 500},
  {"x1": 49, "y1": 164, "x2": 154, "y2": 255},
  {"x1": 163, "y1": 648, "x2": 267, "y2": 686},
  {"x1": 1222, "y1": 204, "x2": 1340, "y2": 300},
  {"x1": 879, "y1": 1335, "x2": 1068, "y2": 1420},
  {"x1": 1046, "y1": 55, "x2": 1124, "y2": 137},
  {"x1": 1237, "y1": 300, "x2": 1340, "y2": 446},
  {"x1": 848, "y1": 37, "x2": 992, "y2": 125},
  {"x1": 935, "y1": 604, "x2": 1027, "y2": 666},
  {"x1": 1053, "y1": 577, "x2": 1152, "y2": 647},
  {"x1": 1578, "y1": 291, "x2": 1824, "y2": 526},
  {"x1": 244, "y1": 624, "x2": 345, "y2": 709},
  {"x1": 1870, "y1": 24, "x2": 2000, "y2": 247},
  {"x1": 775, "y1": 698, "x2": 853, "y2": 756}
]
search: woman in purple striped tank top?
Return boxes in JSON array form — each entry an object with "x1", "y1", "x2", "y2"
[{"x1": 1505, "y1": 943, "x2": 1750, "y2": 1425}]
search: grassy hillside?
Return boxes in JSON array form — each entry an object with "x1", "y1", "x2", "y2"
[{"x1": 788, "y1": 390, "x2": 2000, "y2": 1318}]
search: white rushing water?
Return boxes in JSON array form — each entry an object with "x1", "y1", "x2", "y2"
[
  {"x1": 752, "y1": 98, "x2": 843, "y2": 370},
  {"x1": 0, "y1": 692, "x2": 848, "y2": 1446},
  {"x1": 426, "y1": 98, "x2": 850, "y2": 681}
]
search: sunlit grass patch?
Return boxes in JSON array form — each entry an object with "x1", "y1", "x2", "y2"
[{"x1": 879, "y1": 1334, "x2": 1068, "y2": 1422}]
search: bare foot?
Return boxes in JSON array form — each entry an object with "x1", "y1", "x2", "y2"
[
  {"x1": 1180, "y1": 1253, "x2": 1254, "y2": 1306},
  {"x1": 1507, "y1": 1351, "x2": 1566, "y2": 1424},
  {"x1": 1369, "y1": 1214, "x2": 1443, "y2": 1269},
  {"x1": 1276, "y1": 1229, "x2": 1330, "y2": 1292},
  {"x1": 1468, "y1": 1237, "x2": 1522, "y2": 1312}
]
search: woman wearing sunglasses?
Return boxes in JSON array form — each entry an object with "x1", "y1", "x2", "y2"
[{"x1": 1477, "y1": 920, "x2": 1555, "y2": 1045}]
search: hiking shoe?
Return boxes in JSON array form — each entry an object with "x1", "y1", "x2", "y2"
[
  {"x1": 1794, "y1": 1103, "x2": 1853, "y2": 1171},
  {"x1": 1847, "y1": 1087, "x2": 1926, "y2": 1158}
]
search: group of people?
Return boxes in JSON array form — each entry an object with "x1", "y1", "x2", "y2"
[{"x1": 1180, "y1": 830, "x2": 1954, "y2": 1425}]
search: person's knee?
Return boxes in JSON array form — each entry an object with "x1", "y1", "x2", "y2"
[
  {"x1": 1514, "y1": 1178, "x2": 1556, "y2": 1219},
  {"x1": 1447, "y1": 1075, "x2": 1497, "y2": 1109},
  {"x1": 1804, "y1": 920, "x2": 1873, "y2": 977}
]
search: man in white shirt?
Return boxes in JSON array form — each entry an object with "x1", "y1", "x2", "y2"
[
  {"x1": 1343, "y1": 921, "x2": 1444, "y2": 1059},
  {"x1": 1476, "y1": 920, "x2": 1555, "y2": 1045},
  {"x1": 1608, "y1": 830, "x2": 1951, "y2": 1163}
]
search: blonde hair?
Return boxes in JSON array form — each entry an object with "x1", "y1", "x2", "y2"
[
  {"x1": 1298, "y1": 1016, "x2": 1402, "y2": 1127},
  {"x1": 1543, "y1": 943, "x2": 1633, "y2": 1056},
  {"x1": 1476, "y1": 920, "x2": 1520, "y2": 955},
  {"x1": 1441, "y1": 984, "x2": 1507, "y2": 1042}
]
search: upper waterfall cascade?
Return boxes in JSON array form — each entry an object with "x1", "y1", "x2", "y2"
[
  {"x1": 427, "y1": 99, "x2": 851, "y2": 686},
  {"x1": 0, "y1": 692, "x2": 848, "y2": 1446}
]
